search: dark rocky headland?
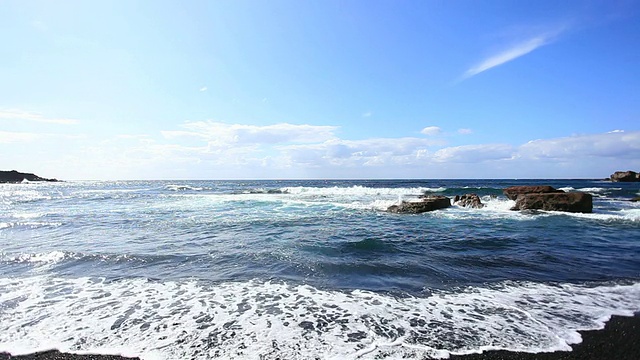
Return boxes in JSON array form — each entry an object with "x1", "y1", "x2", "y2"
[{"x1": 0, "y1": 170, "x2": 59, "y2": 183}]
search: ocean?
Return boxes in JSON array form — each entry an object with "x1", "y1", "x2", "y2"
[{"x1": 1, "y1": 179, "x2": 639, "y2": 359}]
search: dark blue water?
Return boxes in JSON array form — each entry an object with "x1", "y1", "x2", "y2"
[{"x1": 1, "y1": 179, "x2": 639, "y2": 359}]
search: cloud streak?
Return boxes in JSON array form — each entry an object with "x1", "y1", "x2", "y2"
[
  {"x1": 461, "y1": 27, "x2": 565, "y2": 81},
  {"x1": 0, "y1": 109, "x2": 79, "y2": 125}
]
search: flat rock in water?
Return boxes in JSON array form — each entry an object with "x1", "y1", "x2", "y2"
[
  {"x1": 503, "y1": 185, "x2": 563, "y2": 200},
  {"x1": 610, "y1": 170, "x2": 640, "y2": 182},
  {"x1": 511, "y1": 192, "x2": 593, "y2": 213},
  {"x1": 387, "y1": 195, "x2": 451, "y2": 214}
]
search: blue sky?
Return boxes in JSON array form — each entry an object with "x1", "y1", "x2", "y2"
[{"x1": 1, "y1": 0, "x2": 639, "y2": 180}]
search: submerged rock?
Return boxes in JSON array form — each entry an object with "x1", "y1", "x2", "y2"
[
  {"x1": 453, "y1": 194, "x2": 484, "y2": 209},
  {"x1": 610, "y1": 171, "x2": 640, "y2": 182},
  {"x1": 511, "y1": 192, "x2": 593, "y2": 213},
  {"x1": 387, "y1": 195, "x2": 451, "y2": 214},
  {"x1": 0, "y1": 170, "x2": 59, "y2": 183},
  {"x1": 503, "y1": 185, "x2": 563, "y2": 200}
]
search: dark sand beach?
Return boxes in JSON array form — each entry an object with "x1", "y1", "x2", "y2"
[
  {"x1": 2, "y1": 314, "x2": 638, "y2": 360},
  {"x1": 449, "y1": 314, "x2": 640, "y2": 360}
]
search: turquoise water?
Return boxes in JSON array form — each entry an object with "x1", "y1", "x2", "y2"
[{"x1": 1, "y1": 179, "x2": 639, "y2": 359}]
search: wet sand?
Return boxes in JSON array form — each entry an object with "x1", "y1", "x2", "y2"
[{"x1": 1, "y1": 314, "x2": 638, "y2": 360}]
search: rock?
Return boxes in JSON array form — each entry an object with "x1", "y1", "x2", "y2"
[
  {"x1": 387, "y1": 195, "x2": 451, "y2": 214},
  {"x1": 0, "y1": 170, "x2": 58, "y2": 183},
  {"x1": 511, "y1": 192, "x2": 593, "y2": 213},
  {"x1": 610, "y1": 171, "x2": 640, "y2": 182},
  {"x1": 454, "y1": 194, "x2": 484, "y2": 208},
  {"x1": 503, "y1": 185, "x2": 564, "y2": 200},
  {"x1": 631, "y1": 197, "x2": 640, "y2": 202}
]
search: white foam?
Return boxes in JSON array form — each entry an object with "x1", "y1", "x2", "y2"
[
  {"x1": 164, "y1": 184, "x2": 204, "y2": 191},
  {"x1": 7, "y1": 251, "x2": 68, "y2": 264},
  {"x1": 0, "y1": 221, "x2": 63, "y2": 229},
  {"x1": 559, "y1": 187, "x2": 575, "y2": 192},
  {"x1": 577, "y1": 187, "x2": 621, "y2": 193},
  {"x1": 11, "y1": 212, "x2": 43, "y2": 219},
  {"x1": 282, "y1": 186, "x2": 446, "y2": 197},
  {"x1": 0, "y1": 276, "x2": 637, "y2": 359},
  {"x1": 554, "y1": 208, "x2": 640, "y2": 222}
]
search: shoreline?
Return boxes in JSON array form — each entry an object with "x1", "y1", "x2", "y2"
[{"x1": 2, "y1": 314, "x2": 638, "y2": 360}]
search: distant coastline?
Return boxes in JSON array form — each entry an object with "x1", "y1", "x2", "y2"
[{"x1": 0, "y1": 170, "x2": 59, "y2": 183}]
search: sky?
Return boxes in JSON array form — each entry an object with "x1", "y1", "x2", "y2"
[{"x1": 1, "y1": 0, "x2": 639, "y2": 180}]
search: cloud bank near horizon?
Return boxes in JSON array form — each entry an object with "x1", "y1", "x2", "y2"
[{"x1": 2, "y1": 112, "x2": 637, "y2": 179}]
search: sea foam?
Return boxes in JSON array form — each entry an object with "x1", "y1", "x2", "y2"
[{"x1": 0, "y1": 276, "x2": 638, "y2": 359}]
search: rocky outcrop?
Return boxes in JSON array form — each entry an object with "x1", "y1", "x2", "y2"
[
  {"x1": 453, "y1": 194, "x2": 484, "y2": 208},
  {"x1": 511, "y1": 192, "x2": 593, "y2": 213},
  {"x1": 0, "y1": 170, "x2": 59, "y2": 183},
  {"x1": 387, "y1": 195, "x2": 451, "y2": 214},
  {"x1": 631, "y1": 197, "x2": 640, "y2": 202},
  {"x1": 503, "y1": 185, "x2": 563, "y2": 200},
  {"x1": 610, "y1": 171, "x2": 640, "y2": 182}
]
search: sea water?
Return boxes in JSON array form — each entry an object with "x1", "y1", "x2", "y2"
[{"x1": 0, "y1": 179, "x2": 639, "y2": 359}]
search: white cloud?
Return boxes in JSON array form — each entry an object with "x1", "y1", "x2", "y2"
[
  {"x1": 0, "y1": 109, "x2": 79, "y2": 125},
  {"x1": 362, "y1": 111, "x2": 372, "y2": 118},
  {"x1": 421, "y1": 126, "x2": 442, "y2": 136},
  {"x1": 0, "y1": 131, "x2": 84, "y2": 144},
  {"x1": 0, "y1": 131, "x2": 43, "y2": 143},
  {"x1": 518, "y1": 131, "x2": 640, "y2": 160},
  {"x1": 163, "y1": 121, "x2": 339, "y2": 146},
  {"x1": 199, "y1": 86, "x2": 207, "y2": 92},
  {"x1": 279, "y1": 137, "x2": 446, "y2": 168},
  {"x1": 433, "y1": 144, "x2": 515, "y2": 163},
  {"x1": 461, "y1": 27, "x2": 565, "y2": 80},
  {"x1": 458, "y1": 128, "x2": 473, "y2": 134}
]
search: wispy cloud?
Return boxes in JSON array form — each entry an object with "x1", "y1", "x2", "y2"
[
  {"x1": 461, "y1": 27, "x2": 565, "y2": 81},
  {"x1": 362, "y1": 111, "x2": 373, "y2": 118},
  {"x1": 458, "y1": 128, "x2": 473, "y2": 135},
  {"x1": 0, "y1": 131, "x2": 43, "y2": 143},
  {"x1": 199, "y1": 86, "x2": 208, "y2": 92},
  {"x1": 421, "y1": 126, "x2": 442, "y2": 136},
  {"x1": 0, "y1": 131, "x2": 83, "y2": 143},
  {"x1": 0, "y1": 109, "x2": 79, "y2": 125}
]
